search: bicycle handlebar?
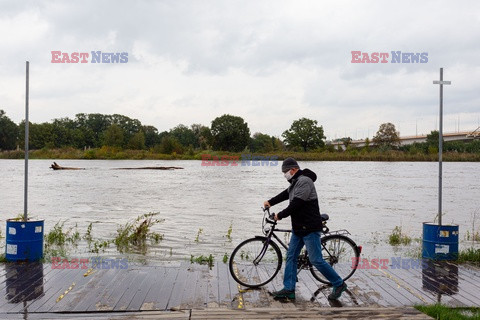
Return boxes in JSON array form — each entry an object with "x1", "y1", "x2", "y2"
[{"x1": 262, "y1": 207, "x2": 276, "y2": 224}]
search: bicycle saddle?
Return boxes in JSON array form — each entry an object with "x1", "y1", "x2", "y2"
[{"x1": 321, "y1": 214, "x2": 329, "y2": 221}]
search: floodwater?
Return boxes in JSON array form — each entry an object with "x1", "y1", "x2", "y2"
[{"x1": 0, "y1": 159, "x2": 479, "y2": 264}]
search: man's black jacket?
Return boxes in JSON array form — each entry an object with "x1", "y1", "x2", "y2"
[{"x1": 268, "y1": 169, "x2": 323, "y2": 235}]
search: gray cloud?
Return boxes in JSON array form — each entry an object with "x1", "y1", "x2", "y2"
[{"x1": 1, "y1": 0, "x2": 479, "y2": 139}]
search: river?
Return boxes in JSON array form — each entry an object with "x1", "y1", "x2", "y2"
[{"x1": 1, "y1": 159, "x2": 479, "y2": 264}]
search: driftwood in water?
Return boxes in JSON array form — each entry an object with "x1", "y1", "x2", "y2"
[
  {"x1": 50, "y1": 162, "x2": 183, "y2": 171},
  {"x1": 114, "y1": 166, "x2": 184, "y2": 170},
  {"x1": 50, "y1": 162, "x2": 85, "y2": 170}
]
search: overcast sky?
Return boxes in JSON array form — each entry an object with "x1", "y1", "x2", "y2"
[{"x1": 1, "y1": 0, "x2": 479, "y2": 141}]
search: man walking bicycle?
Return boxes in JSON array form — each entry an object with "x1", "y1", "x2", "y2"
[{"x1": 264, "y1": 157, "x2": 347, "y2": 300}]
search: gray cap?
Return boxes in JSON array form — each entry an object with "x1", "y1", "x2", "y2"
[{"x1": 281, "y1": 157, "x2": 299, "y2": 173}]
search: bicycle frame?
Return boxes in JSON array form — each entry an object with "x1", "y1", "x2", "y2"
[
  {"x1": 260, "y1": 208, "x2": 356, "y2": 267},
  {"x1": 229, "y1": 207, "x2": 361, "y2": 288}
]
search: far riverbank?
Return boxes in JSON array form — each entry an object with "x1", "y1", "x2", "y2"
[{"x1": 1, "y1": 147, "x2": 480, "y2": 162}]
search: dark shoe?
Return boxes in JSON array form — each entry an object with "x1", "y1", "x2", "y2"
[
  {"x1": 328, "y1": 282, "x2": 347, "y2": 300},
  {"x1": 272, "y1": 288, "x2": 295, "y2": 299}
]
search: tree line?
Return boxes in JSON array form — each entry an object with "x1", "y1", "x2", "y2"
[
  {"x1": 0, "y1": 110, "x2": 327, "y2": 153},
  {"x1": 1, "y1": 110, "x2": 478, "y2": 155}
]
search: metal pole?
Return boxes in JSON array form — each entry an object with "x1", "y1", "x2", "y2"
[
  {"x1": 24, "y1": 61, "x2": 29, "y2": 221},
  {"x1": 433, "y1": 68, "x2": 451, "y2": 225},
  {"x1": 438, "y1": 68, "x2": 443, "y2": 226}
]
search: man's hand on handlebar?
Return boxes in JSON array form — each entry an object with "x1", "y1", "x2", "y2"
[{"x1": 263, "y1": 202, "x2": 279, "y2": 221}]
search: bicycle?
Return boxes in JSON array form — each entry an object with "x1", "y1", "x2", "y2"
[{"x1": 229, "y1": 207, "x2": 362, "y2": 288}]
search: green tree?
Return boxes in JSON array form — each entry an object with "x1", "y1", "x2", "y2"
[
  {"x1": 142, "y1": 125, "x2": 161, "y2": 149},
  {"x1": 74, "y1": 113, "x2": 97, "y2": 147},
  {"x1": 110, "y1": 114, "x2": 142, "y2": 142},
  {"x1": 426, "y1": 130, "x2": 441, "y2": 146},
  {"x1": 372, "y1": 123, "x2": 400, "y2": 149},
  {"x1": 158, "y1": 136, "x2": 183, "y2": 154},
  {"x1": 282, "y1": 117, "x2": 325, "y2": 152},
  {"x1": 191, "y1": 123, "x2": 213, "y2": 149},
  {"x1": 0, "y1": 110, "x2": 19, "y2": 150},
  {"x1": 127, "y1": 131, "x2": 146, "y2": 150},
  {"x1": 250, "y1": 132, "x2": 274, "y2": 152},
  {"x1": 272, "y1": 136, "x2": 285, "y2": 151},
  {"x1": 211, "y1": 114, "x2": 250, "y2": 152},
  {"x1": 466, "y1": 140, "x2": 480, "y2": 153},
  {"x1": 103, "y1": 124, "x2": 124, "y2": 147},
  {"x1": 341, "y1": 137, "x2": 352, "y2": 149},
  {"x1": 363, "y1": 137, "x2": 371, "y2": 152},
  {"x1": 170, "y1": 124, "x2": 196, "y2": 148},
  {"x1": 19, "y1": 122, "x2": 55, "y2": 149},
  {"x1": 75, "y1": 113, "x2": 111, "y2": 147}
]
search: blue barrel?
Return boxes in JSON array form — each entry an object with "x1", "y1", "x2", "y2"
[
  {"x1": 5, "y1": 220, "x2": 44, "y2": 261},
  {"x1": 422, "y1": 222, "x2": 459, "y2": 260}
]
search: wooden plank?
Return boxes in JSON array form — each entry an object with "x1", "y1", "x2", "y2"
[
  {"x1": 389, "y1": 264, "x2": 463, "y2": 306},
  {"x1": 0, "y1": 310, "x2": 190, "y2": 319},
  {"x1": 456, "y1": 268, "x2": 480, "y2": 292},
  {"x1": 350, "y1": 269, "x2": 402, "y2": 307},
  {"x1": 364, "y1": 267, "x2": 423, "y2": 306},
  {"x1": 48, "y1": 267, "x2": 108, "y2": 312},
  {"x1": 216, "y1": 263, "x2": 233, "y2": 306},
  {"x1": 148, "y1": 266, "x2": 179, "y2": 310},
  {"x1": 21, "y1": 268, "x2": 85, "y2": 313},
  {"x1": 0, "y1": 262, "x2": 48, "y2": 310},
  {"x1": 0, "y1": 261, "x2": 477, "y2": 316},
  {"x1": 178, "y1": 266, "x2": 200, "y2": 309},
  {"x1": 193, "y1": 265, "x2": 209, "y2": 308},
  {"x1": 458, "y1": 263, "x2": 480, "y2": 282},
  {"x1": 0, "y1": 262, "x2": 43, "y2": 292},
  {"x1": 113, "y1": 269, "x2": 150, "y2": 311},
  {"x1": 80, "y1": 268, "x2": 137, "y2": 312},
  {"x1": 412, "y1": 266, "x2": 475, "y2": 307},
  {"x1": 165, "y1": 265, "x2": 189, "y2": 310},
  {"x1": 297, "y1": 271, "x2": 338, "y2": 307},
  {"x1": 127, "y1": 266, "x2": 163, "y2": 310},
  {"x1": 36, "y1": 267, "x2": 92, "y2": 313},
  {"x1": 205, "y1": 261, "x2": 220, "y2": 307},
  {"x1": 140, "y1": 266, "x2": 172, "y2": 310},
  {"x1": 82, "y1": 266, "x2": 130, "y2": 311},
  {"x1": 189, "y1": 307, "x2": 432, "y2": 320}
]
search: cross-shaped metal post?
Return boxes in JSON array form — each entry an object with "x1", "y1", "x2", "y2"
[
  {"x1": 24, "y1": 61, "x2": 30, "y2": 221},
  {"x1": 433, "y1": 68, "x2": 451, "y2": 226}
]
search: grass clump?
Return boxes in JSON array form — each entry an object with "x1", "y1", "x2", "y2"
[
  {"x1": 84, "y1": 222, "x2": 93, "y2": 243},
  {"x1": 45, "y1": 221, "x2": 81, "y2": 246},
  {"x1": 82, "y1": 222, "x2": 112, "y2": 253},
  {"x1": 190, "y1": 254, "x2": 214, "y2": 268},
  {"x1": 416, "y1": 304, "x2": 480, "y2": 319},
  {"x1": 43, "y1": 221, "x2": 81, "y2": 260},
  {"x1": 457, "y1": 248, "x2": 480, "y2": 266},
  {"x1": 114, "y1": 212, "x2": 164, "y2": 253},
  {"x1": 466, "y1": 230, "x2": 480, "y2": 242},
  {"x1": 194, "y1": 228, "x2": 203, "y2": 243},
  {"x1": 388, "y1": 226, "x2": 412, "y2": 246},
  {"x1": 226, "y1": 223, "x2": 233, "y2": 242}
]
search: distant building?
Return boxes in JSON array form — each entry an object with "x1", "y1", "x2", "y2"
[{"x1": 330, "y1": 127, "x2": 480, "y2": 150}]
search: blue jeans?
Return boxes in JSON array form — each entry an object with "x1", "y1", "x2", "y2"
[{"x1": 283, "y1": 231, "x2": 343, "y2": 290}]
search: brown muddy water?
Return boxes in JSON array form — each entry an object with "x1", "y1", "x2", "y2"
[{"x1": 1, "y1": 159, "x2": 479, "y2": 265}]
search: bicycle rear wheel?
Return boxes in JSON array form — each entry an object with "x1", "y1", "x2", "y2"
[
  {"x1": 310, "y1": 234, "x2": 360, "y2": 284},
  {"x1": 229, "y1": 237, "x2": 282, "y2": 288}
]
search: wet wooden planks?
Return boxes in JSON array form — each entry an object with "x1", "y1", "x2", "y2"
[
  {"x1": 0, "y1": 308, "x2": 432, "y2": 319},
  {"x1": 0, "y1": 260, "x2": 479, "y2": 316}
]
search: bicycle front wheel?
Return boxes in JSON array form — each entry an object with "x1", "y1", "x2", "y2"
[
  {"x1": 310, "y1": 234, "x2": 360, "y2": 284},
  {"x1": 229, "y1": 237, "x2": 282, "y2": 288}
]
